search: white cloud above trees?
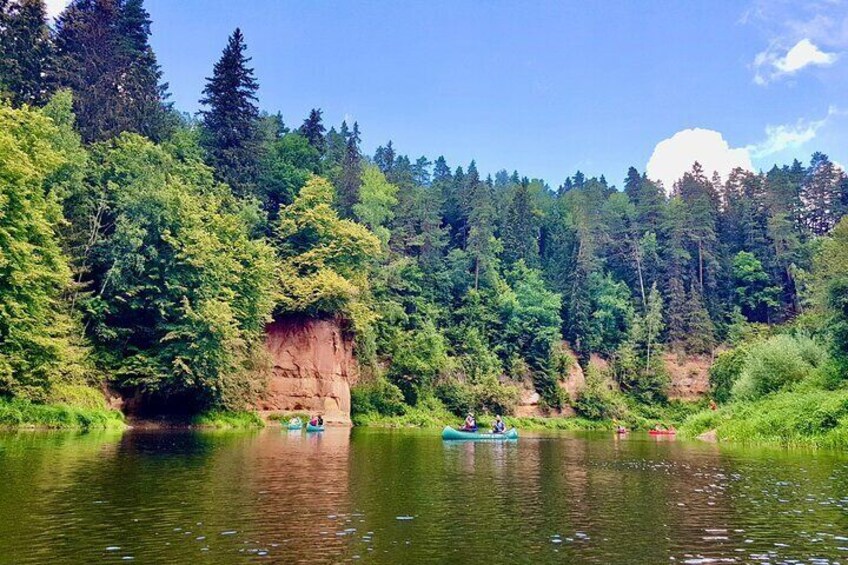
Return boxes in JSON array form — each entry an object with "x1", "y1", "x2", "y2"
[{"x1": 646, "y1": 128, "x2": 753, "y2": 193}]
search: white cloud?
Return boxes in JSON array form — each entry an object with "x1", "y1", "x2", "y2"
[
  {"x1": 746, "y1": 116, "x2": 827, "y2": 159},
  {"x1": 44, "y1": 0, "x2": 71, "y2": 20},
  {"x1": 754, "y1": 38, "x2": 837, "y2": 84},
  {"x1": 646, "y1": 128, "x2": 753, "y2": 192}
]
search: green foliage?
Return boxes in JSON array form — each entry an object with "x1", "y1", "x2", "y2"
[
  {"x1": 681, "y1": 389, "x2": 848, "y2": 448},
  {"x1": 49, "y1": 384, "x2": 107, "y2": 410},
  {"x1": 191, "y1": 409, "x2": 265, "y2": 428},
  {"x1": 709, "y1": 346, "x2": 749, "y2": 403},
  {"x1": 0, "y1": 397, "x2": 124, "y2": 429},
  {"x1": 0, "y1": 103, "x2": 91, "y2": 401},
  {"x1": 258, "y1": 132, "x2": 320, "y2": 216},
  {"x1": 275, "y1": 175, "x2": 381, "y2": 323},
  {"x1": 434, "y1": 377, "x2": 520, "y2": 416},
  {"x1": 731, "y1": 334, "x2": 828, "y2": 400},
  {"x1": 732, "y1": 251, "x2": 780, "y2": 322},
  {"x1": 574, "y1": 366, "x2": 628, "y2": 420},
  {"x1": 74, "y1": 133, "x2": 277, "y2": 410},
  {"x1": 351, "y1": 378, "x2": 407, "y2": 417},
  {"x1": 354, "y1": 164, "x2": 398, "y2": 245}
]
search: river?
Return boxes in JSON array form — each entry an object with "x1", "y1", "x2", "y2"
[{"x1": 1, "y1": 428, "x2": 847, "y2": 564}]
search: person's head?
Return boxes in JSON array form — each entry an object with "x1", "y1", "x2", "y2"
[{"x1": 496, "y1": 415, "x2": 502, "y2": 422}]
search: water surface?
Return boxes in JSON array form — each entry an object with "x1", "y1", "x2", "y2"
[{"x1": 1, "y1": 428, "x2": 847, "y2": 563}]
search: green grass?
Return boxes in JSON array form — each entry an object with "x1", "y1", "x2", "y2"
[
  {"x1": 0, "y1": 397, "x2": 125, "y2": 430},
  {"x1": 680, "y1": 388, "x2": 848, "y2": 448},
  {"x1": 191, "y1": 410, "x2": 265, "y2": 429},
  {"x1": 267, "y1": 412, "x2": 310, "y2": 425}
]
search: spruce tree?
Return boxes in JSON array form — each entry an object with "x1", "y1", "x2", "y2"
[
  {"x1": 684, "y1": 284, "x2": 715, "y2": 354},
  {"x1": 501, "y1": 180, "x2": 540, "y2": 267},
  {"x1": 801, "y1": 152, "x2": 845, "y2": 236},
  {"x1": 53, "y1": 0, "x2": 169, "y2": 142},
  {"x1": 299, "y1": 108, "x2": 325, "y2": 155},
  {"x1": 199, "y1": 27, "x2": 261, "y2": 197},
  {"x1": 335, "y1": 121, "x2": 362, "y2": 217},
  {"x1": 0, "y1": 0, "x2": 53, "y2": 106}
]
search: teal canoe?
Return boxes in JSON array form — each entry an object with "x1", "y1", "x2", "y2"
[
  {"x1": 306, "y1": 424, "x2": 325, "y2": 432},
  {"x1": 286, "y1": 422, "x2": 302, "y2": 430},
  {"x1": 441, "y1": 426, "x2": 518, "y2": 441}
]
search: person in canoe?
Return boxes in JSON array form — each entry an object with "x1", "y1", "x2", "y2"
[
  {"x1": 492, "y1": 415, "x2": 506, "y2": 434},
  {"x1": 460, "y1": 413, "x2": 477, "y2": 432},
  {"x1": 309, "y1": 415, "x2": 324, "y2": 427},
  {"x1": 289, "y1": 416, "x2": 302, "y2": 427}
]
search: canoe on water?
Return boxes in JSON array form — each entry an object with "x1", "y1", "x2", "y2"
[
  {"x1": 648, "y1": 429, "x2": 676, "y2": 435},
  {"x1": 306, "y1": 424, "x2": 325, "y2": 432},
  {"x1": 441, "y1": 426, "x2": 518, "y2": 441},
  {"x1": 286, "y1": 423, "x2": 303, "y2": 430}
]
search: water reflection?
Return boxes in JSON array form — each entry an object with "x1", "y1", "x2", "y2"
[{"x1": 1, "y1": 429, "x2": 848, "y2": 564}]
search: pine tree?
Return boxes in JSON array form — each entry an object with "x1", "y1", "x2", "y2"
[
  {"x1": 335, "y1": 121, "x2": 362, "y2": 217},
  {"x1": 465, "y1": 172, "x2": 495, "y2": 289},
  {"x1": 801, "y1": 152, "x2": 846, "y2": 236},
  {"x1": 373, "y1": 141, "x2": 396, "y2": 174},
  {"x1": 53, "y1": 0, "x2": 169, "y2": 141},
  {"x1": 501, "y1": 180, "x2": 540, "y2": 267},
  {"x1": 684, "y1": 284, "x2": 715, "y2": 354},
  {"x1": 0, "y1": 0, "x2": 53, "y2": 106},
  {"x1": 199, "y1": 27, "x2": 261, "y2": 197},
  {"x1": 298, "y1": 108, "x2": 325, "y2": 155}
]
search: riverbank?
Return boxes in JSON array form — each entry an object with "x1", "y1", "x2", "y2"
[
  {"x1": 680, "y1": 388, "x2": 848, "y2": 448},
  {"x1": 352, "y1": 396, "x2": 703, "y2": 431},
  {"x1": 0, "y1": 398, "x2": 125, "y2": 430}
]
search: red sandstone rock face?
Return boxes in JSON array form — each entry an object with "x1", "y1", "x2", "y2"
[
  {"x1": 664, "y1": 353, "x2": 712, "y2": 400},
  {"x1": 256, "y1": 317, "x2": 358, "y2": 425}
]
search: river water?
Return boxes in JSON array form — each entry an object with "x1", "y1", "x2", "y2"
[{"x1": 1, "y1": 428, "x2": 847, "y2": 564}]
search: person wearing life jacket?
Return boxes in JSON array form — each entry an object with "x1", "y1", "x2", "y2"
[
  {"x1": 492, "y1": 415, "x2": 506, "y2": 434},
  {"x1": 460, "y1": 413, "x2": 477, "y2": 432}
]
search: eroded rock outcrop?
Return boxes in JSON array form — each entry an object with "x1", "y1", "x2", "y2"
[{"x1": 256, "y1": 316, "x2": 357, "y2": 425}]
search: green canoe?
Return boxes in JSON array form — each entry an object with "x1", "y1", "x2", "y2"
[
  {"x1": 306, "y1": 424, "x2": 325, "y2": 432},
  {"x1": 441, "y1": 426, "x2": 518, "y2": 441}
]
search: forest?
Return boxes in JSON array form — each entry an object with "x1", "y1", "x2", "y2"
[{"x1": 2, "y1": 0, "x2": 848, "y2": 439}]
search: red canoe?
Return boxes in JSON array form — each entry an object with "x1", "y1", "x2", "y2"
[{"x1": 648, "y1": 430, "x2": 677, "y2": 435}]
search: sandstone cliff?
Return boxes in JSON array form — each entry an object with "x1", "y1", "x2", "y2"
[{"x1": 256, "y1": 316, "x2": 358, "y2": 425}]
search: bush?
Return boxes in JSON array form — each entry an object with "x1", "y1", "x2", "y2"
[
  {"x1": 574, "y1": 367, "x2": 628, "y2": 420},
  {"x1": 191, "y1": 410, "x2": 265, "y2": 428},
  {"x1": 612, "y1": 343, "x2": 669, "y2": 404},
  {"x1": 681, "y1": 389, "x2": 848, "y2": 448},
  {"x1": 435, "y1": 377, "x2": 520, "y2": 417},
  {"x1": 49, "y1": 384, "x2": 107, "y2": 410},
  {"x1": 351, "y1": 378, "x2": 407, "y2": 417},
  {"x1": 0, "y1": 397, "x2": 124, "y2": 430},
  {"x1": 709, "y1": 346, "x2": 749, "y2": 403},
  {"x1": 731, "y1": 335, "x2": 827, "y2": 400}
]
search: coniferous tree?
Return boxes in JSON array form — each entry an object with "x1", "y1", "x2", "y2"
[
  {"x1": 53, "y1": 0, "x2": 169, "y2": 142},
  {"x1": 334, "y1": 121, "x2": 363, "y2": 217},
  {"x1": 199, "y1": 27, "x2": 261, "y2": 197},
  {"x1": 501, "y1": 180, "x2": 540, "y2": 267},
  {"x1": 299, "y1": 108, "x2": 325, "y2": 155},
  {"x1": 801, "y1": 152, "x2": 846, "y2": 236},
  {"x1": 684, "y1": 284, "x2": 715, "y2": 354},
  {"x1": 0, "y1": 0, "x2": 53, "y2": 106}
]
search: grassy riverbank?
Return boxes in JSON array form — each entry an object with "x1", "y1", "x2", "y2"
[
  {"x1": 680, "y1": 388, "x2": 848, "y2": 448},
  {"x1": 190, "y1": 410, "x2": 265, "y2": 429},
  {"x1": 0, "y1": 398, "x2": 125, "y2": 430},
  {"x1": 352, "y1": 395, "x2": 702, "y2": 431}
]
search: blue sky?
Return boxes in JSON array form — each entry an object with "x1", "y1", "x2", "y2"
[{"x1": 68, "y1": 1, "x2": 848, "y2": 188}]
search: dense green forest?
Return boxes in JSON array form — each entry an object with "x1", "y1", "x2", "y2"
[{"x1": 2, "y1": 0, "x2": 848, "y2": 434}]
